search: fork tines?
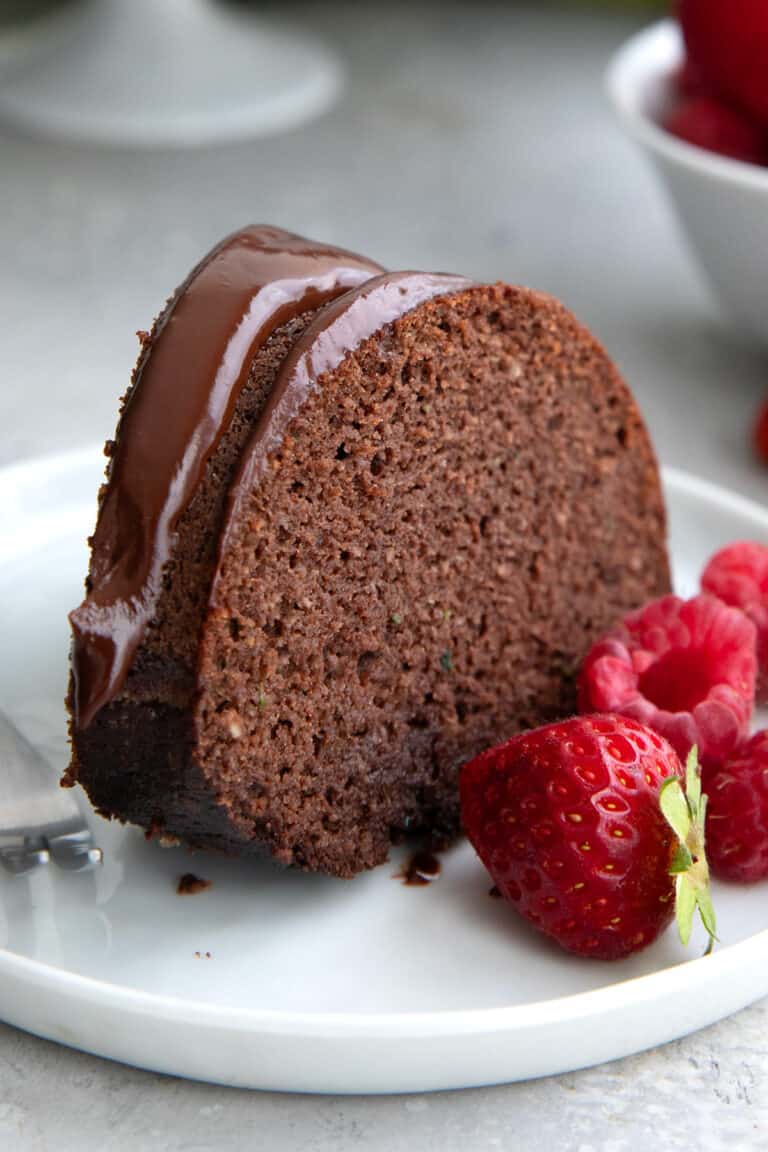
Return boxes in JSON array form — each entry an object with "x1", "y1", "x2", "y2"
[{"x1": 0, "y1": 828, "x2": 102, "y2": 876}]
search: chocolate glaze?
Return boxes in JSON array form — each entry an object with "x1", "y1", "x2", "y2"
[
  {"x1": 70, "y1": 226, "x2": 382, "y2": 728},
  {"x1": 212, "y1": 271, "x2": 472, "y2": 580}
]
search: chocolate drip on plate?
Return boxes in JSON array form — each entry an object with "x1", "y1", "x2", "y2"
[{"x1": 400, "y1": 850, "x2": 442, "y2": 886}]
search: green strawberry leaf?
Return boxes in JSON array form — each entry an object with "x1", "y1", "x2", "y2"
[
  {"x1": 697, "y1": 884, "x2": 718, "y2": 950},
  {"x1": 675, "y1": 873, "x2": 696, "y2": 947},
  {"x1": 685, "y1": 746, "x2": 702, "y2": 813},
  {"x1": 660, "y1": 746, "x2": 718, "y2": 956},
  {"x1": 660, "y1": 776, "x2": 691, "y2": 844},
  {"x1": 669, "y1": 842, "x2": 693, "y2": 874}
]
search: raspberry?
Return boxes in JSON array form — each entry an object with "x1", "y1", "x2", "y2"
[
  {"x1": 702, "y1": 542, "x2": 768, "y2": 703},
  {"x1": 705, "y1": 730, "x2": 768, "y2": 882},
  {"x1": 578, "y1": 594, "x2": 756, "y2": 768},
  {"x1": 662, "y1": 96, "x2": 768, "y2": 166},
  {"x1": 753, "y1": 400, "x2": 768, "y2": 466},
  {"x1": 674, "y1": 56, "x2": 710, "y2": 101},
  {"x1": 679, "y1": 0, "x2": 768, "y2": 129},
  {"x1": 460, "y1": 716, "x2": 715, "y2": 960}
]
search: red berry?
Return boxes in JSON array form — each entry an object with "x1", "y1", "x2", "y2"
[
  {"x1": 674, "y1": 55, "x2": 710, "y2": 101},
  {"x1": 578, "y1": 594, "x2": 756, "y2": 769},
  {"x1": 702, "y1": 542, "x2": 768, "y2": 704},
  {"x1": 662, "y1": 95, "x2": 768, "y2": 166},
  {"x1": 460, "y1": 715, "x2": 682, "y2": 960},
  {"x1": 705, "y1": 730, "x2": 768, "y2": 882},
  {"x1": 679, "y1": 0, "x2": 768, "y2": 129},
  {"x1": 753, "y1": 400, "x2": 768, "y2": 465}
]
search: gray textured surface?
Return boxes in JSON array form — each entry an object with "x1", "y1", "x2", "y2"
[
  {"x1": 1, "y1": 1, "x2": 767, "y2": 1146},
  {"x1": 1, "y1": 999, "x2": 768, "y2": 1150}
]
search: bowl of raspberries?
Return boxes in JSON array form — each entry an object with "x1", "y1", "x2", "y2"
[{"x1": 607, "y1": 3, "x2": 768, "y2": 347}]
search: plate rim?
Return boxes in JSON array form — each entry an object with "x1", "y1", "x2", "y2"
[
  {"x1": 2, "y1": 446, "x2": 768, "y2": 1070},
  {"x1": 0, "y1": 915, "x2": 767, "y2": 1039}
]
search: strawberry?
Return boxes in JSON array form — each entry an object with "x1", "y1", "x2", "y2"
[
  {"x1": 701, "y1": 542, "x2": 768, "y2": 704},
  {"x1": 662, "y1": 95, "x2": 768, "y2": 167},
  {"x1": 577, "y1": 594, "x2": 756, "y2": 769},
  {"x1": 705, "y1": 730, "x2": 768, "y2": 882},
  {"x1": 460, "y1": 716, "x2": 716, "y2": 961},
  {"x1": 679, "y1": 0, "x2": 768, "y2": 129}
]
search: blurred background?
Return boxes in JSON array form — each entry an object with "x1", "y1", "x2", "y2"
[{"x1": 0, "y1": 0, "x2": 765, "y2": 501}]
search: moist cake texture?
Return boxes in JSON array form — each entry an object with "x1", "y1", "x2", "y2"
[{"x1": 66, "y1": 228, "x2": 671, "y2": 877}]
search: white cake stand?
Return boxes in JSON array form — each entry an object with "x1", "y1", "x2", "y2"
[{"x1": 0, "y1": 0, "x2": 342, "y2": 147}]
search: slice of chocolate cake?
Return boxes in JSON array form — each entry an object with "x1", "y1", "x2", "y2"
[{"x1": 66, "y1": 227, "x2": 671, "y2": 878}]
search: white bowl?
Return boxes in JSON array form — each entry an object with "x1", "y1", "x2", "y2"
[{"x1": 607, "y1": 20, "x2": 768, "y2": 346}]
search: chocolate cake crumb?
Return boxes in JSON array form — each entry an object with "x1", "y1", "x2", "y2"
[{"x1": 177, "y1": 873, "x2": 212, "y2": 895}]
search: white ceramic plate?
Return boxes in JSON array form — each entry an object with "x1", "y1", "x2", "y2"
[{"x1": 0, "y1": 446, "x2": 767, "y2": 1094}]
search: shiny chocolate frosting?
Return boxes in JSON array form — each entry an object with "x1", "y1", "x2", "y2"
[
  {"x1": 212, "y1": 271, "x2": 473, "y2": 586},
  {"x1": 70, "y1": 225, "x2": 383, "y2": 728}
]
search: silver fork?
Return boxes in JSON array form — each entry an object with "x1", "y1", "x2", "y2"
[{"x1": 0, "y1": 708, "x2": 102, "y2": 876}]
